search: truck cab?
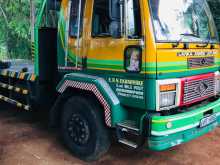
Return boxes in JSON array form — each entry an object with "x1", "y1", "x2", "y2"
[
  {"x1": 0, "y1": 0, "x2": 220, "y2": 161},
  {"x1": 49, "y1": 0, "x2": 220, "y2": 159}
]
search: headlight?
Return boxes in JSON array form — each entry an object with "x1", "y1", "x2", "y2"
[
  {"x1": 160, "y1": 91, "x2": 176, "y2": 108},
  {"x1": 157, "y1": 79, "x2": 181, "y2": 111},
  {"x1": 215, "y1": 71, "x2": 220, "y2": 95}
]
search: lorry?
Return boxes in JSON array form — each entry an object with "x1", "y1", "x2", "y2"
[{"x1": 0, "y1": 0, "x2": 220, "y2": 161}]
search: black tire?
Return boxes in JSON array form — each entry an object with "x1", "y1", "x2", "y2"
[{"x1": 61, "y1": 96, "x2": 110, "y2": 161}]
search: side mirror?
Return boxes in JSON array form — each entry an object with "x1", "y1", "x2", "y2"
[{"x1": 109, "y1": 0, "x2": 123, "y2": 38}]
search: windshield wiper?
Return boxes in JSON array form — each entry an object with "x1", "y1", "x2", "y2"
[
  {"x1": 180, "y1": 33, "x2": 200, "y2": 38},
  {"x1": 172, "y1": 39, "x2": 182, "y2": 48},
  {"x1": 181, "y1": 33, "x2": 212, "y2": 48},
  {"x1": 172, "y1": 33, "x2": 201, "y2": 49},
  {"x1": 172, "y1": 38, "x2": 189, "y2": 49},
  {"x1": 196, "y1": 42, "x2": 209, "y2": 48},
  {"x1": 172, "y1": 33, "x2": 197, "y2": 48}
]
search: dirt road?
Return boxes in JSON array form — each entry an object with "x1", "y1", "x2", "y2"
[{"x1": 0, "y1": 105, "x2": 219, "y2": 165}]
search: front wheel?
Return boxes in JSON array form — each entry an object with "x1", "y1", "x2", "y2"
[{"x1": 61, "y1": 96, "x2": 110, "y2": 161}]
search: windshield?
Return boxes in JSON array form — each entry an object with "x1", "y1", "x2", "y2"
[{"x1": 149, "y1": 0, "x2": 219, "y2": 43}]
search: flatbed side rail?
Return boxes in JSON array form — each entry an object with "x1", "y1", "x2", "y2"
[{"x1": 0, "y1": 69, "x2": 37, "y2": 82}]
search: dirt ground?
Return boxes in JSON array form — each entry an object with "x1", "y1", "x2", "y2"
[{"x1": 0, "y1": 105, "x2": 220, "y2": 165}]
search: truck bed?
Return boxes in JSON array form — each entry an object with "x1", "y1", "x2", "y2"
[
  {"x1": 0, "y1": 60, "x2": 36, "y2": 82},
  {"x1": 4, "y1": 60, "x2": 34, "y2": 73}
]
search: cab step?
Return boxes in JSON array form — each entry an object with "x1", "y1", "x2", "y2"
[
  {"x1": 0, "y1": 94, "x2": 31, "y2": 111},
  {"x1": 0, "y1": 82, "x2": 29, "y2": 95},
  {"x1": 117, "y1": 120, "x2": 140, "y2": 135},
  {"x1": 116, "y1": 120, "x2": 144, "y2": 149},
  {"x1": 118, "y1": 139, "x2": 138, "y2": 148}
]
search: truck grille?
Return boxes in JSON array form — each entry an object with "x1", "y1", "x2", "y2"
[
  {"x1": 183, "y1": 75, "x2": 215, "y2": 104},
  {"x1": 188, "y1": 57, "x2": 215, "y2": 69}
]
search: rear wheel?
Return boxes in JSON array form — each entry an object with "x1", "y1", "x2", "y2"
[{"x1": 61, "y1": 96, "x2": 110, "y2": 161}]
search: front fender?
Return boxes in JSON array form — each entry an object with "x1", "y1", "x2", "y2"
[{"x1": 56, "y1": 73, "x2": 127, "y2": 127}]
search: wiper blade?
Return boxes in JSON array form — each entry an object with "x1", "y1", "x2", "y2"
[
  {"x1": 196, "y1": 43, "x2": 209, "y2": 48},
  {"x1": 180, "y1": 33, "x2": 210, "y2": 48},
  {"x1": 180, "y1": 33, "x2": 200, "y2": 38},
  {"x1": 172, "y1": 33, "x2": 200, "y2": 48},
  {"x1": 172, "y1": 37, "x2": 183, "y2": 48},
  {"x1": 172, "y1": 33, "x2": 196, "y2": 48}
]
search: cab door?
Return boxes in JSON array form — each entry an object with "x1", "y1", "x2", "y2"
[
  {"x1": 87, "y1": 0, "x2": 146, "y2": 109},
  {"x1": 63, "y1": 0, "x2": 86, "y2": 69}
]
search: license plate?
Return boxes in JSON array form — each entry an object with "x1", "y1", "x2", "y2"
[{"x1": 200, "y1": 114, "x2": 217, "y2": 128}]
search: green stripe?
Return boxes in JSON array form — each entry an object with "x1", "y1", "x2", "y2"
[
  {"x1": 68, "y1": 50, "x2": 83, "y2": 63},
  {"x1": 88, "y1": 58, "x2": 123, "y2": 65},
  {"x1": 157, "y1": 67, "x2": 218, "y2": 79},
  {"x1": 158, "y1": 65, "x2": 217, "y2": 72},
  {"x1": 151, "y1": 99, "x2": 220, "y2": 132},
  {"x1": 87, "y1": 63, "x2": 124, "y2": 70},
  {"x1": 157, "y1": 61, "x2": 186, "y2": 67},
  {"x1": 158, "y1": 65, "x2": 186, "y2": 71}
]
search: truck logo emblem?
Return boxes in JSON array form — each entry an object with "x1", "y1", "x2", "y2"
[
  {"x1": 200, "y1": 58, "x2": 208, "y2": 65},
  {"x1": 195, "y1": 81, "x2": 208, "y2": 96}
]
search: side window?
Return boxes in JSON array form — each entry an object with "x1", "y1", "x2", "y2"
[
  {"x1": 126, "y1": 0, "x2": 142, "y2": 38},
  {"x1": 92, "y1": 0, "x2": 111, "y2": 37},
  {"x1": 69, "y1": 0, "x2": 86, "y2": 37}
]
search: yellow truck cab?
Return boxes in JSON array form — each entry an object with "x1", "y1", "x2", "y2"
[{"x1": 0, "y1": 0, "x2": 220, "y2": 161}]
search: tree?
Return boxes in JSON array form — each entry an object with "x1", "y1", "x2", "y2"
[{"x1": 0, "y1": 0, "x2": 42, "y2": 60}]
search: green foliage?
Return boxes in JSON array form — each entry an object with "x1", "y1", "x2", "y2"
[{"x1": 0, "y1": 0, "x2": 42, "y2": 60}]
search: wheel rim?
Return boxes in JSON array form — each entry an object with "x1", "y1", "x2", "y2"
[{"x1": 67, "y1": 114, "x2": 90, "y2": 146}]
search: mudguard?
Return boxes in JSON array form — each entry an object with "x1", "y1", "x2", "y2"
[{"x1": 55, "y1": 73, "x2": 127, "y2": 127}]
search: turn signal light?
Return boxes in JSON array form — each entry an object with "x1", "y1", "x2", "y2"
[{"x1": 160, "y1": 84, "x2": 176, "y2": 92}]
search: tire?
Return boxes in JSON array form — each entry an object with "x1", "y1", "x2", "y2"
[{"x1": 61, "y1": 96, "x2": 110, "y2": 161}]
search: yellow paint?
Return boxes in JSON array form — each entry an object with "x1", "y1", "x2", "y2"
[
  {"x1": 62, "y1": 0, "x2": 69, "y2": 19},
  {"x1": 30, "y1": 74, "x2": 36, "y2": 81},
  {"x1": 19, "y1": 73, "x2": 25, "y2": 79}
]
